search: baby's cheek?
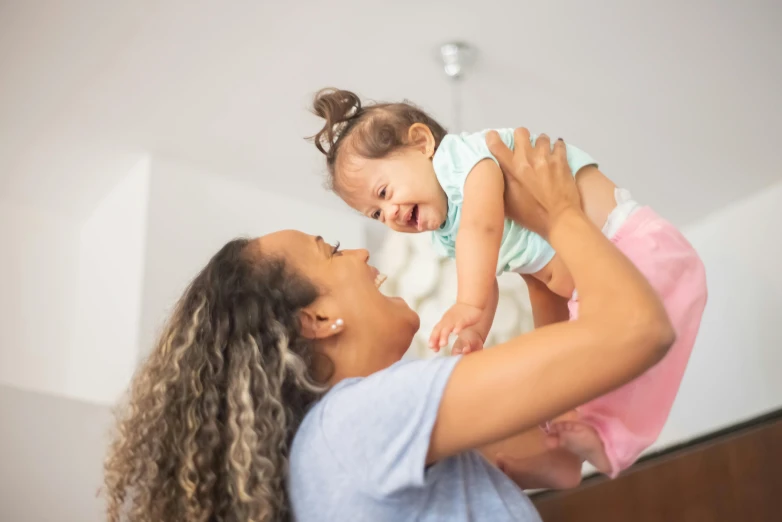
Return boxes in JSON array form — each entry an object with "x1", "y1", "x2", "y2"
[{"x1": 386, "y1": 221, "x2": 407, "y2": 233}]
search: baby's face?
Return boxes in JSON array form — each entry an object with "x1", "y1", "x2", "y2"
[{"x1": 337, "y1": 148, "x2": 448, "y2": 233}]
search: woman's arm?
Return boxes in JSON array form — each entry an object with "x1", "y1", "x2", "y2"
[
  {"x1": 481, "y1": 277, "x2": 577, "y2": 488},
  {"x1": 427, "y1": 131, "x2": 674, "y2": 463}
]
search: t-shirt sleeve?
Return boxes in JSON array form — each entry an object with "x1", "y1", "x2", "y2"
[
  {"x1": 317, "y1": 356, "x2": 461, "y2": 497},
  {"x1": 431, "y1": 130, "x2": 597, "y2": 275},
  {"x1": 501, "y1": 229, "x2": 556, "y2": 274},
  {"x1": 430, "y1": 235, "x2": 454, "y2": 259},
  {"x1": 433, "y1": 131, "x2": 509, "y2": 206},
  {"x1": 564, "y1": 142, "x2": 598, "y2": 176}
]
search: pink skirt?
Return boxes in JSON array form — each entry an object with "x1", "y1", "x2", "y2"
[{"x1": 569, "y1": 206, "x2": 708, "y2": 477}]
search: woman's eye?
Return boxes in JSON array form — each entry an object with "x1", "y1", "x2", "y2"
[{"x1": 332, "y1": 242, "x2": 342, "y2": 256}]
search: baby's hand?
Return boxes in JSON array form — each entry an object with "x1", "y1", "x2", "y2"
[
  {"x1": 429, "y1": 303, "x2": 484, "y2": 351},
  {"x1": 452, "y1": 328, "x2": 485, "y2": 355}
]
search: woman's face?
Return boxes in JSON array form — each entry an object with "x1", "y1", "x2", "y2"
[{"x1": 256, "y1": 230, "x2": 420, "y2": 381}]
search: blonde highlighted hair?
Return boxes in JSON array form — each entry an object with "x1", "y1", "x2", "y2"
[{"x1": 104, "y1": 238, "x2": 325, "y2": 522}]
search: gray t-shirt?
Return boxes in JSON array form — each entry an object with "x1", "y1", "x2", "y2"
[{"x1": 288, "y1": 356, "x2": 542, "y2": 521}]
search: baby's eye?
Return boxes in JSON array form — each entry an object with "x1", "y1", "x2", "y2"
[
  {"x1": 379, "y1": 187, "x2": 386, "y2": 198},
  {"x1": 371, "y1": 210, "x2": 381, "y2": 220}
]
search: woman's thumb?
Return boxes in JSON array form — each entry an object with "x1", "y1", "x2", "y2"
[{"x1": 486, "y1": 131, "x2": 514, "y2": 175}]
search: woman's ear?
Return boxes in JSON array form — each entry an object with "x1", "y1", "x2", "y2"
[
  {"x1": 408, "y1": 123, "x2": 436, "y2": 158},
  {"x1": 299, "y1": 307, "x2": 345, "y2": 340}
]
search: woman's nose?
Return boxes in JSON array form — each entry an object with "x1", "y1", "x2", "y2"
[{"x1": 348, "y1": 248, "x2": 370, "y2": 262}]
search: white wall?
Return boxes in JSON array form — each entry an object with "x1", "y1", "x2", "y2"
[
  {"x1": 0, "y1": 154, "x2": 363, "y2": 404},
  {"x1": 655, "y1": 180, "x2": 782, "y2": 449},
  {"x1": 0, "y1": 157, "x2": 150, "y2": 405},
  {"x1": 0, "y1": 155, "x2": 366, "y2": 521},
  {"x1": 66, "y1": 157, "x2": 150, "y2": 404},
  {"x1": 0, "y1": 200, "x2": 81, "y2": 396},
  {"x1": 0, "y1": 384, "x2": 110, "y2": 522},
  {"x1": 138, "y1": 156, "x2": 365, "y2": 356}
]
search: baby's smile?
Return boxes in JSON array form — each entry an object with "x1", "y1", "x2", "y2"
[{"x1": 405, "y1": 204, "x2": 420, "y2": 230}]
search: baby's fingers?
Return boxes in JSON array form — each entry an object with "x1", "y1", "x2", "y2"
[
  {"x1": 428, "y1": 323, "x2": 443, "y2": 350},
  {"x1": 430, "y1": 319, "x2": 455, "y2": 351},
  {"x1": 438, "y1": 323, "x2": 456, "y2": 349}
]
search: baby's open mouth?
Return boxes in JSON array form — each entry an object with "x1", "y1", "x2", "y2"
[{"x1": 410, "y1": 205, "x2": 419, "y2": 229}]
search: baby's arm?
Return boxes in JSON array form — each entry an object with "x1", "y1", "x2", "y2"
[
  {"x1": 430, "y1": 159, "x2": 505, "y2": 349},
  {"x1": 457, "y1": 159, "x2": 505, "y2": 308},
  {"x1": 452, "y1": 280, "x2": 499, "y2": 355}
]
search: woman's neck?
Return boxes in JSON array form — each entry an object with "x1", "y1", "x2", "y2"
[{"x1": 317, "y1": 334, "x2": 404, "y2": 387}]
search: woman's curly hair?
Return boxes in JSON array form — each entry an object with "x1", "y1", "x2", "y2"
[{"x1": 104, "y1": 238, "x2": 325, "y2": 522}]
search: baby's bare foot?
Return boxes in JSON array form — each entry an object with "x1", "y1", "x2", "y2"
[
  {"x1": 496, "y1": 450, "x2": 583, "y2": 490},
  {"x1": 545, "y1": 421, "x2": 612, "y2": 475}
]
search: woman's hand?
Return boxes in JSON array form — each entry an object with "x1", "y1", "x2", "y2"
[
  {"x1": 427, "y1": 131, "x2": 674, "y2": 466},
  {"x1": 486, "y1": 129, "x2": 581, "y2": 239}
]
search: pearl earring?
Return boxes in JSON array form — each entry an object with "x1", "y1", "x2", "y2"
[{"x1": 331, "y1": 318, "x2": 344, "y2": 330}]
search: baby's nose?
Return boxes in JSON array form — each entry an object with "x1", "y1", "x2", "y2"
[{"x1": 388, "y1": 204, "x2": 400, "y2": 221}]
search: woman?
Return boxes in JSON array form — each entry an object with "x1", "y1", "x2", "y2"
[{"x1": 104, "y1": 130, "x2": 674, "y2": 522}]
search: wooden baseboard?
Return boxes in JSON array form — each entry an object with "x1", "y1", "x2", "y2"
[{"x1": 531, "y1": 408, "x2": 782, "y2": 521}]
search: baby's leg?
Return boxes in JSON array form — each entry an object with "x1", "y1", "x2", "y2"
[{"x1": 562, "y1": 207, "x2": 708, "y2": 477}]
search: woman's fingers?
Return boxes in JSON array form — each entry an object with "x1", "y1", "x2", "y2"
[
  {"x1": 550, "y1": 138, "x2": 568, "y2": 178},
  {"x1": 513, "y1": 127, "x2": 533, "y2": 159},
  {"x1": 486, "y1": 131, "x2": 515, "y2": 174},
  {"x1": 489, "y1": 128, "x2": 579, "y2": 237},
  {"x1": 533, "y1": 133, "x2": 551, "y2": 157},
  {"x1": 553, "y1": 137, "x2": 567, "y2": 159},
  {"x1": 508, "y1": 128, "x2": 534, "y2": 179}
]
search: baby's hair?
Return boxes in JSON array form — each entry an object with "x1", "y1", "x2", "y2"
[{"x1": 309, "y1": 88, "x2": 448, "y2": 191}]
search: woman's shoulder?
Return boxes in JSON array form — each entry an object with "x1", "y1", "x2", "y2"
[
  {"x1": 312, "y1": 357, "x2": 459, "y2": 416},
  {"x1": 290, "y1": 356, "x2": 462, "y2": 506},
  {"x1": 292, "y1": 356, "x2": 460, "y2": 461}
]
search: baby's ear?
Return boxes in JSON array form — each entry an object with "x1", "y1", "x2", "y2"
[{"x1": 408, "y1": 123, "x2": 436, "y2": 158}]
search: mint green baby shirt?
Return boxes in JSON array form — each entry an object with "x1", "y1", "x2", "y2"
[{"x1": 431, "y1": 129, "x2": 597, "y2": 275}]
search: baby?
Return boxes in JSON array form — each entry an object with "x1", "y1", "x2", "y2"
[{"x1": 309, "y1": 88, "x2": 707, "y2": 486}]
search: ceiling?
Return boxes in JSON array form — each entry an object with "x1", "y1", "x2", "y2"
[{"x1": 1, "y1": 0, "x2": 780, "y2": 225}]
